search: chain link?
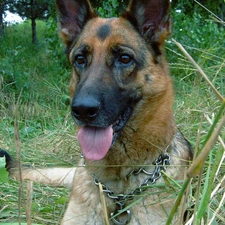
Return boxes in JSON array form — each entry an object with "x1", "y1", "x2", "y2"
[{"x1": 93, "y1": 153, "x2": 170, "y2": 224}]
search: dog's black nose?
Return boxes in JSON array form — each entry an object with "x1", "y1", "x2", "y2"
[{"x1": 71, "y1": 97, "x2": 100, "y2": 123}]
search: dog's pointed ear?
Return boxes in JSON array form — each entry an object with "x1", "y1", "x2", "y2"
[
  {"x1": 121, "y1": 0, "x2": 171, "y2": 46},
  {"x1": 56, "y1": 0, "x2": 97, "y2": 48}
]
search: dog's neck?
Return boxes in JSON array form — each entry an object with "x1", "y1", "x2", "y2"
[
  {"x1": 91, "y1": 152, "x2": 171, "y2": 223},
  {"x1": 110, "y1": 81, "x2": 176, "y2": 163}
]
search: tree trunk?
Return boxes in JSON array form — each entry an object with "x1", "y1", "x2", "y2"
[
  {"x1": 221, "y1": 1, "x2": 225, "y2": 21},
  {"x1": 30, "y1": 0, "x2": 37, "y2": 44},
  {"x1": 0, "y1": 1, "x2": 4, "y2": 37},
  {"x1": 31, "y1": 17, "x2": 37, "y2": 44}
]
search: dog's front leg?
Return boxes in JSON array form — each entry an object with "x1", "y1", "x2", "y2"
[
  {"x1": 11, "y1": 167, "x2": 76, "y2": 189},
  {"x1": 0, "y1": 149, "x2": 76, "y2": 188},
  {"x1": 61, "y1": 167, "x2": 105, "y2": 225}
]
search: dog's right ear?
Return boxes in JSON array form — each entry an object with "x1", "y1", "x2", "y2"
[
  {"x1": 122, "y1": 0, "x2": 171, "y2": 46},
  {"x1": 56, "y1": 0, "x2": 97, "y2": 50}
]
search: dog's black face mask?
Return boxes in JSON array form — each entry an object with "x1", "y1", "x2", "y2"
[{"x1": 71, "y1": 92, "x2": 136, "y2": 161}]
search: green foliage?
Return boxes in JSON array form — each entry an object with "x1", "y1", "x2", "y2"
[
  {"x1": 0, "y1": 20, "x2": 70, "y2": 141},
  {"x1": 171, "y1": 0, "x2": 225, "y2": 19},
  {"x1": 8, "y1": 0, "x2": 50, "y2": 20},
  {"x1": 0, "y1": 20, "x2": 67, "y2": 96},
  {"x1": 6, "y1": 0, "x2": 55, "y2": 43},
  {"x1": 0, "y1": 156, "x2": 8, "y2": 183},
  {"x1": 171, "y1": 11, "x2": 225, "y2": 49},
  {"x1": 97, "y1": 0, "x2": 119, "y2": 17},
  {"x1": 91, "y1": 0, "x2": 129, "y2": 17},
  {"x1": 167, "y1": 9, "x2": 225, "y2": 92}
]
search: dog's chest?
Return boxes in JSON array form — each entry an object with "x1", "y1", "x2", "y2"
[{"x1": 73, "y1": 164, "x2": 173, "y2": 225}]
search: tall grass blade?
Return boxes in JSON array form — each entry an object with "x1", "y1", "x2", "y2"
[
  {"x1": 167, "y1": 102, "x2": 225, "y2": 224},
  {"x1": 166, "y1": 178, "x2": 191, "y2": 225},
  {"x1": 197, "y1": 139, "x2": 224, "y2": 222},
  {"x1": 187, "y1": 103, "x2": 225, "y2": 177}
]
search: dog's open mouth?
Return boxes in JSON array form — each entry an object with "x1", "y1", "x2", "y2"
[{"x1": 77, "y1": 107, "x2": 133, "y2": 161}]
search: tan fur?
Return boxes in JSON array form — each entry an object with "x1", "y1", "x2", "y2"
[{"x1": 9, "y1": 1, "x2": 193, "y2": 224}]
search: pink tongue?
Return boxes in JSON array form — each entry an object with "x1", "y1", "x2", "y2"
[{"x1": 77, "y1": 126, "x2": 113, "y2": 161}]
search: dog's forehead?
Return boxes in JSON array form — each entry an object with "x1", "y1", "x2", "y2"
[
  {"x1": 96, "y1": 23, "x2": 111, "y2": 41},
  {"x1": 78, "y1": 17, "x2": 140, "y2": 46}
]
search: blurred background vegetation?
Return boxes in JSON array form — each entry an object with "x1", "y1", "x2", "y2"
[{"x1": 0, "y1": 0, "x2": 224, "y2": 224}]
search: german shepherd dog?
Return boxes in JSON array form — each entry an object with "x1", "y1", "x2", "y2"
[{"x1": 1, "y1": 0, "x2": 193, "y2": 224}]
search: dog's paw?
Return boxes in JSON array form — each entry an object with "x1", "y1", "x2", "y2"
[{"x1": 0, "y1": 149, "x2": 13, "y2": 171}]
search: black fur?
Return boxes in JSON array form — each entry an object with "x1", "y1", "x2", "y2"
[
  {"x1": 97, "y1": 24, "x2": 111, "y2": 40},
  {"x1": 0, "y1": 149, "x2": 12, "y2": 171}
]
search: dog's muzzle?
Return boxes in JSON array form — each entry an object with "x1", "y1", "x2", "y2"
[{"x1": 70, "y1": 95, "x2": 134, "y2": 161}]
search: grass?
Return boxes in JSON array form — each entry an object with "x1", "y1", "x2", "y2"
[
  {"x1": 0, "y1": 20, "x2": 77, "y2": 224},
  {"x1": 0, "y1": 16, "x2": 225, "y2": 225}
]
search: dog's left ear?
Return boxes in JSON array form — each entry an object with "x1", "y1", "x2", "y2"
[
  {"x1": 56, "y1": 0, "x2": 97, "y2": 50},
  {"x1": 122, "y1": 0, "x2": 171, "y2": 46}
]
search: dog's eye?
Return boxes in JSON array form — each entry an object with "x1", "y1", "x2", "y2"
[
  {"x1": 75, "y1": 55, "x2": 86, "y2": 67},
  {"x1": 118, "y1": 54, "x2": 132, "y2": 65}
]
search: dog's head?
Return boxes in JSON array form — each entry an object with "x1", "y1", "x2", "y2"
[{"x1": 56, "y1": 0, "x2": 172, "y2": 161}]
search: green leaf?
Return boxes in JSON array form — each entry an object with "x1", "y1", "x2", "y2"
[
  {"x1": 197, "y1": 154, "x2": 212, "y2": 221},
  {"x1": 0, "y1": 209, "x2": 12, "y2": 219},
  {"x1": 197, "y1": 144, "x2": 224, "y2": 221},
  {"x1": 0, "y1": 156, "x2": 9, "y2": 183},
  {"x1": 40, "y1": 205, "x2": 53, "y2": 213},
  {"x1": 55, "y1": 196, "x2": 69, "y2": 204}
]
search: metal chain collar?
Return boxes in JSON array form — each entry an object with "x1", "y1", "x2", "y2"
[{"x1": 93, "y1": 153, "x2": 171, "y2": 225}]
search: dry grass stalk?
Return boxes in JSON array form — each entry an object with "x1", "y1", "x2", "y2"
[
  {"x1": 99, "y1": 182, "x2": 110, "y2": 225},
  {"x1": 205, "y1": 114, "x2": 225, "y2": 175},
  {"x1": 14, "y1": 90, "x2": 23, "y2": 225},
  {"x1": 187, "y1": 113, "x2": 225, "y2": 177},
  {"x1": 26, "y1": 181, "x2": 33, "y2": 225},
  {"x1": 166, "y1": 39, "x2": 225, "y2": 225},
  {"x1": 208, "y1": 191, "x2": 225, "y2": 225},
  {"x1": 172, "y1": 39, "x2": 225, "y2": 177},
  {"x1": 176, "y1": 169, "x2": 191, "y2": 225},
  {"x1": 172, "y1": 39, "x2": 224, "y2": 102}
]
